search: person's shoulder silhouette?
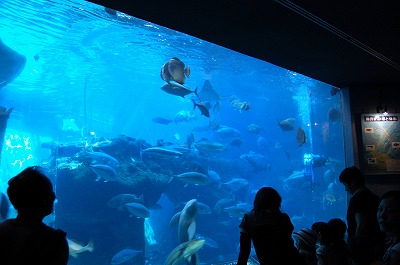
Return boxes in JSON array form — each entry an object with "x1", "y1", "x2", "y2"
[{"x1": 0, "y1": 166, "x2": 69, "y2": 265}]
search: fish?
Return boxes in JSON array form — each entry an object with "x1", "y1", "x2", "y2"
[
  {"x1": 213, "y1": 197, "x2": 236, "y2": 214},
  {"x1": 230, "y1": 138, "x2": 243, "y2": 147},
  {"x1": 192, "y1": 99, "x2": 210, "y2": 117},
  {"x1": 111, "y1": 248, "x2": 141, "y2": 265},
  {"x1": 90, "y1": 164, "x2": 117, "y2": 182},
  {"x1": 278, "y1": 118, "x2": 296, "y2": 131},
  {"x1": 247, "y1": 124, "x2": 263, "y2": 134},
  {"x1": 193, "y1": 139, "x2": 229, "y2": 154},
  {"x1": 125, "y1": 202, "x2": 150, "y2": 218},
  {"x1": 87, "y1": 151, "x2": 119, "y2": 169},
  {"x1": 223, "y1": 204, "x2": 250, "y2": 218},
  {"x1": 178, "y1": 199, "x2": 198, "y2": 243},
  {"x1": 152, "y1": 116, "x2": 173, "y2": 125},
  {"x1": 230, "y1": 97, "x2": 251, "y2": 112},
  {"x1": 174, "y1": 110, "x2": 197, "y2": 123},
  {"x1": 161, "y1": 83, "x2": 198, "y2": 98},
  {"x1": 67, "y1": 238, "x2": 94, "y2": 258},
  {"x1": 330, "y1": 86, "x2": 340, "y2": 96},
  {"x1": 207, "y1": 170, "x2": 221, "y2": 182},
  {"x1": 160, "y1": 57, "x2": 190, "y2": 85},
  {"x1": 141, "y1": 146, "x2": 183, "y2": 159},
  {"x1": 107, "y1": 194, "x2": 144, "y2": 210},
  {"x1": 197, "y1": 80, "x2": 224, "y2": 102},
  {"x1": 327, "y1": 107, "x2": 341, "y2": 123},
  {"x1": 0, "y1": 39, "x2": 26, "y2": 89},
  {"x1": 175, "y1": 172, "x2": 210, "y2": 186},
  {"x1": 215, "y1": 126, "x2": 241, "y2": 139},
  {"x1": 296, "y1": 127, "x2": 306, "y2": 146},
  {"x1": 164, "y1": 238, "x2": 205, "y2": 265},
  {"x1": 219, "y1": 178, "x2": 249, "y2": 192},
  {"x1": 213, "y1": 101, "x2": 221, "y2": 114}
]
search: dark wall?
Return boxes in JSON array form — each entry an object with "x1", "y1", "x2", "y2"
[{"x1": 348, "y1": 87, "x2": 400, "y2": 197}]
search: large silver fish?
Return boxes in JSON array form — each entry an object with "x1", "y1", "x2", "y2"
[
  {"x1": 175, "y1": 172, "x2": 210, "y2": 186},
  {"x1": 164, "y1": 238, "x2": 205, "y2": 265},
  {"x1": 160, "y1": 57, "x2": 190, "y2": 85},
  {"x1": 141, "y1": 146, "x2": 183, "y2": 159}
]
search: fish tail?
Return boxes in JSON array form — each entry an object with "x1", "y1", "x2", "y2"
[
  {"x1": 86, "y1": 239, "x2": 95, "y2": 252},
  {"x1": 185, "y1": 65, "x2": 190, "y2": 77},
  {"x1": 192, "y1": 99, "x2": 197, "y2": 111},
  {"x1": 194, "y1": 87, "x2": 200, "y2": 100}
]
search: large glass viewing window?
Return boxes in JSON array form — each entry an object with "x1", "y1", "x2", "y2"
[{"x1": 0, "y1": 0, "x2": 347, "y2": 264}]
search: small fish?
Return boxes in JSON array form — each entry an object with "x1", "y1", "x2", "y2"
[
  {"x1": 192, "y1": 99, "x2": 210, "y2": 117},
  {"x1": 160, "y1": 57, "x2": 190, "y2": 85},
  {"x1": 296, "y1": 127, "x2": 306, "y2": 146},
  {"x1": 152, "y1": 116, "x2": 173, "y2": 125},
  {"x1": 330, "y1": 86, "x2": 340, "y2": 96}
]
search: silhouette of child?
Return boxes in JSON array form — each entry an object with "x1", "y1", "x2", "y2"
[
  {"x1": 0, "y1": 166, "x2": 69, "y2": 265},
  {"x1": 377, "y1": 190, "x2": 400, "y2": 265},
  {"x1": 293, "y1": 227, "x2": 318, "y2": 265}
]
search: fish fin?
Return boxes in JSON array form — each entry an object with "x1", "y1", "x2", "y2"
[
  {"x1": 95, "y1": 176, "x2": 101, "y2": 181},
  {"x1": 188, "y1": 221, "x2": 196, "y2": 240},
  {"x1": 71, "y1": 253, "x2": 78, "y2": 259},
  {"x1": 185, "y1": 65, "x2": 190, "y2": 77},
  {"x1": 169, "y1": 211, "x2": 181, "y2": 227}
]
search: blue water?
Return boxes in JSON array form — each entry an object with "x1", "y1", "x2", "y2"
[{"x1": 0, "y1": 0, "x2": 347, "y2": 264}]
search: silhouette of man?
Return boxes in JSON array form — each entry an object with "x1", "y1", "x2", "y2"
[{"x1": 0, "y1": 166, "x2": 69, "y2": 265}]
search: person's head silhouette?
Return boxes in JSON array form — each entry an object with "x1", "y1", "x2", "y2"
[{"x1": 7, "y1": 166, "x2": 55, "y2": 222}]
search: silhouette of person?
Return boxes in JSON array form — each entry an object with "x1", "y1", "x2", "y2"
[
  {"x1": 0, "y1": 166, "x2": 69, "y2": 265},
  {"x1": 339, "y1": 166, "x2": 384, "y2": 265},
  {"x1": 377, "y1": 190, "x2": 400, "y2": 265},
  {"x1": 237, "y1": 186, "x2": 305, "y2": 265}
]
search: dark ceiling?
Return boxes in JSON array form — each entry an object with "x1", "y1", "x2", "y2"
[{"x1": 88, "y1": 0, "x2": 400, "y2": 88}]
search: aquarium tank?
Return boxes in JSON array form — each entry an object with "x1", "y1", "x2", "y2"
[{"x1": 0, "y1": 0, "x2": 348, "y2": 264}]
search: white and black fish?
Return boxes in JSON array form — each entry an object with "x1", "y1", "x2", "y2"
[{"x1": 160, "y1": 57, "x2": 190, "y2": 85}]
